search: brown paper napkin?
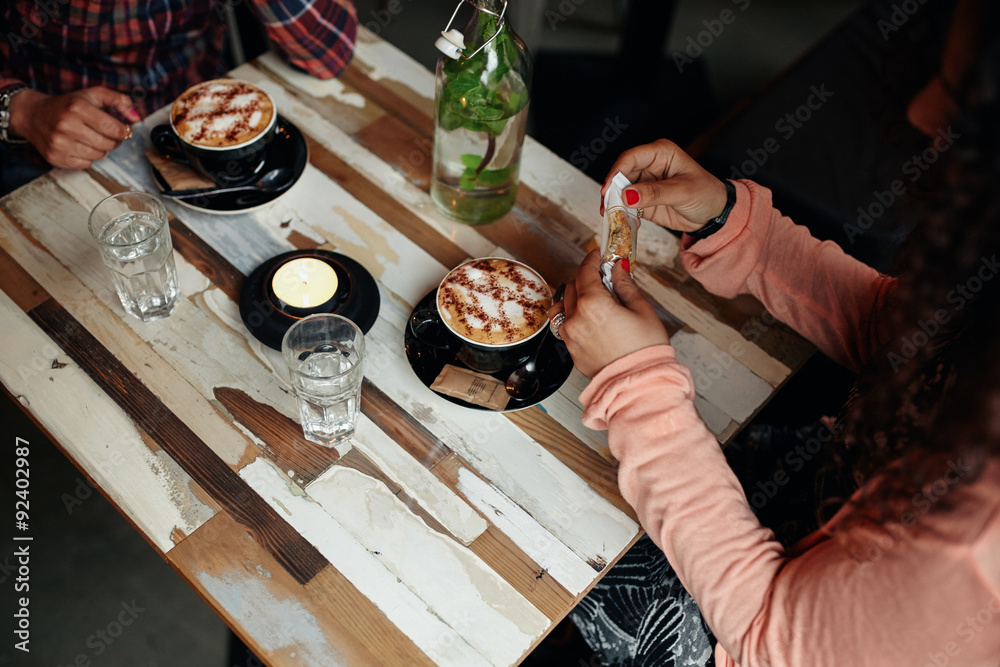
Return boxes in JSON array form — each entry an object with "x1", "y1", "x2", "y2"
[{"x1": 145, "y1": 148, "x2": 216, "y2": 192}]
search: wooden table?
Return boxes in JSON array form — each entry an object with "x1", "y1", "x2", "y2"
[{"x1": 0, "y1": 29, "x2": 813, "y2": 667}]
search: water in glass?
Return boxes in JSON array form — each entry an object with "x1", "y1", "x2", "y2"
[
  {"x1": 97, "y1": 212, "x2": 179, "y2": 321},
  {"x1": 290, "y1": 349, "x2": 363, "y2": 445}
]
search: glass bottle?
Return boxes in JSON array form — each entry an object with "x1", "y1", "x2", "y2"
[{"x1": 431, "y1": 0, "x2": 533, "y2": 225}]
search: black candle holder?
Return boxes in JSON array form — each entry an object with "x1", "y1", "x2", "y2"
[{"x1": 239, "y1": 249, "x2": 380, "y2": 350}]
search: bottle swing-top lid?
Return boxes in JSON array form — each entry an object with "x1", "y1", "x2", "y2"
[{"x1": 434, "y1": 0, "x2": 508, "y2": 60}]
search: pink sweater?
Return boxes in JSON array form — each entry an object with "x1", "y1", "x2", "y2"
[{"x1": 580, "y1": 181, "x2": 1000, "y2": 667}]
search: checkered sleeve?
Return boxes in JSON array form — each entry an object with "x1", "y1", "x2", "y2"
[
  {"x1": 0, "y1": 79, "x2": 26, "y2": 92},
  {"x1": 249, "y1": 0, "x2": 358, "y2": 79}
]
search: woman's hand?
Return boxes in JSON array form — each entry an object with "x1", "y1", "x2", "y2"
[
  {"x1": 552, "y1": 250, "x2": 670, "y2": 378},
  {"x1": 600, "y1": 139, "x2": 727, "y2": 234},
  {"x1": 9, "y1": 87, "x2": 138, "y2": 169}
]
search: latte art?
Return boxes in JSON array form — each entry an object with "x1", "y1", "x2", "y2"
[
  {"x1": 171, "y1": 80, "x2": 275, "y2": 149},
  {"x1": 438, "y1": 258, "x2": 552, "y2": 346}
]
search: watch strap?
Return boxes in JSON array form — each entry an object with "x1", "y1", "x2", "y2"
[
  {"x1": 1, "y1": 84, "x2": 30, "y2": 144},
  {"x1": 689, "y1": 180, "x2": 736, "y2": 240}
]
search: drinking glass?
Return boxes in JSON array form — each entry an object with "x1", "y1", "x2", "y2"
[
  {"x1": 282, "y1": 314, "x2": 366, "y2": 446},
  {"x1": 88, "y1": 192, "x2": 179, "y2": 322}
]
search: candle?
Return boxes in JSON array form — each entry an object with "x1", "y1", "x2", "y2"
[{"x1": 271, "y1": 258, "x2": 338, "y2": 309}]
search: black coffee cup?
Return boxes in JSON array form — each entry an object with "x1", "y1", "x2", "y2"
[
  {"x1": 409, "y1": 305, "x2": 535, "y2": 374},
  {"x1": 151, "y1": 79, "x2": 277, "y2": 188}
]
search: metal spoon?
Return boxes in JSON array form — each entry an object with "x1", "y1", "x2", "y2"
[
  {"x1": 505, "y1": 283, "x2": 566, "y2": 401},
  {"x1": 505, "y1": 324, "x2": 552, "y2": 401},
  {"x1": 165, "y1": 167, "x2": 293, "y2": 199}
]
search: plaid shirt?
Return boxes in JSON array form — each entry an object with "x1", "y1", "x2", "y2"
[{"x1": 0, "y1": 0, "x2": 357, "y2": 116}]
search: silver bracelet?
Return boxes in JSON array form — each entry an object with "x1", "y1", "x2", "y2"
[{"x1": 0, "y1": 85, "x2": 30, "y2": 144}]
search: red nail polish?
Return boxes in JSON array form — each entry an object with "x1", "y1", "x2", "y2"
[
  {"x1": 600, "y1": 200, "x2": 605, "y2": 216},
  {"x1": 625, "y1": 190, "x2": 639, "y2": 206},
  {"x1": 127, "y1": 108, "x2": 140, "y2": 121},
  {"x1": 622, "y1": 258, "x2": 631, "y2": 273}
]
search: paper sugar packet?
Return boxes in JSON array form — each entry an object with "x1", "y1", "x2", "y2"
[{"x1": 600, "y1": 172, "x2": 639, "y2": 292}]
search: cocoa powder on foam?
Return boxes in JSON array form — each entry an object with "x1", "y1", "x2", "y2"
[
  {"x1": 438, "y1": 259, "x2": 551, "y2": 346},
  {"x1": 171, "y1": 80, "x2": 274, "y2": 148}
]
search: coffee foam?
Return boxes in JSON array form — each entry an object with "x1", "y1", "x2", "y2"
[
  {"x1": 171, "y1": 80, "x2": 274, "y2": 148},
  {"x1": 438, "y1": 258, "x2": 552, "y2": 346}
]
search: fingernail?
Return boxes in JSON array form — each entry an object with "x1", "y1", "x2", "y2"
[
  {"x1": 621, "y1": 258, "x2": 631, "y2": 272},
  {"x1": 624, "y1": 189, "x2": 639, "y2": 206},
  {"x1": 599, "y1": 200, "x2": 605, "y2": 216},
  {"x1": 127, "y1": 108, "x2": 140, "y2": 121}
]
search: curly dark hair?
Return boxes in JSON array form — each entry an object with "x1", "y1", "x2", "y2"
[{"x1": 837, "y1": 20, "x2": 1000, "y2": 528}]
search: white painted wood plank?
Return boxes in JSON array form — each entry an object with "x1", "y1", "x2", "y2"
[
  {"x1": 240, "y1": 459, "x2": 493, "y2": 667},
  {"x1": 196, "y1": 571, "x2": 347, "y2": 667},
  {"x1": 538, "y1": 390, "x2": 611, "y2": 461},
  {"x1": 0, "y1": 178, "x2": 256, "y2": 468},
  {"x1": 354, "y1": 28, "x2": 437, "y2": 97},
  {"x1": 671, "y1": 330, "x2": 774, "y2": 424},
  {"x1": 0, "y1": 291, "x2": 215, "y2": 552},
  {"x1": 351, "y1": 415, "x2": 488, "y2": 545},
  {"x1": 693, "y1": 394, "x2": 735, "y2": 438},
  {"x1": 635, "y1": 266, "x2": 791, "y2": 387},
  {"x1": 308, "y1": 466, "x2": 548, "y2": 666},
  {"x1": 258, "y1": 51, "x2": 365, "y2": 108},
  {"x1": 454, "y1": 468, "x2": 596, "y2": 596}
]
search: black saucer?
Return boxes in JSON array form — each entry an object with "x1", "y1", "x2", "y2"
[
  {"x1": 239, "y1": 250, "x2": 380, "y2": 350},
  {"x1": 150, "y1": 114, "x2": 308, "y2": 214},
  {"x1": 404, "y1": 289, "x2": 574, "y2": 412}
]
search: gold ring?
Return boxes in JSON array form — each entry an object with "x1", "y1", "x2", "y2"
[
  {"x1": 123, "y1": 125, "x2": 133, "y2": 141},
  {"x1": 636, "y1": 208, "x2": 644, "y2": 220}
]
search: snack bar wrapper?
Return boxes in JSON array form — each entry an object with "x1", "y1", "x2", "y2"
[{"x1": 600, "y1": 172, "x2": 639, "y2": 292}]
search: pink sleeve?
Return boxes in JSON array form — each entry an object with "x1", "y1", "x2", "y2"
[
  {"x1": 680, "y1": 180, "x2": 896, "y2": 372},
  {"x1": 582, "y1": 347, "x2": 1000, "y2": 666}
]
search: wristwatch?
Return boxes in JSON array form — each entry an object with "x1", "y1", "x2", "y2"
[
  {"x1": 0, "y1": 84, "x2": 30, "y2": 144},
  {"x1": 689, "y1": 180, "x2": 736, "y2": 240}
]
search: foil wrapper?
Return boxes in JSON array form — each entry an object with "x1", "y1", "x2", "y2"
[{"x1": 600, "y1": 172, "x2": 639, "y2": 292}]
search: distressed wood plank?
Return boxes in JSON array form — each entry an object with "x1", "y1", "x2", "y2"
[
  {"x1": 214, "y1": 386, "x2": 342, "y2": 486},
  {"x1": 256, "y1": 52, "x2": 386, "y2": 135},
  {"x1": 0, "y1": 175, "x2": 260, "y2": 468},
  {"x1": 362, "y1": 307, "x2": 639, "y2": 571},
  {"x1": 433, "y1": 454, "x2": 599, "y2": 597},
  {"x1": 84, "y1": 169, "x2": 248, "y2": 303},
  {"x1": 506, "y1": 407, "x2": 635, "y2": 521},
  {"x1": 239, "y1": 458, "x2": 494, "y2": 667},
  {"x1": 27, "y1": 298, "x2": 328, "y2": 584},
  {"x1": 636, "y1": 266, "x2": 793, "y2": 387},
  {"x1": 352, "y1": 113, "x2": 589, "y2": 287},
  {"x1": 171, "y1": 512, "x2": 421, "y2": 667},
  {"x1": 349, "y1": 412, "x2": 487, "y2": 546},
  {"x1": 0, "y1": 242, "x2": 47, "y2": 311},
  {"x1": 467, "y1": 524, "x2": 573, "y2": 623},
  {"x1": 306, "y1": 465, "x2": 549, "y2": 667},
  {"x1": 0, "y1": 291, "x2": 215, "y2": 553},
  {"x1": 670, "y1": 329, "x2": 775, "y2": 424},
  {"x1": 360, "y1": 379, "x2": 451, "y2": 470},
  {"x1": 334, "y1": 445, "x2": 463, "y2": 545}
]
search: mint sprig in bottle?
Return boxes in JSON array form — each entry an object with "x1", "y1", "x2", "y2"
[{"x1": 432, "y1": 0, "x2": 532, "y2": 225}]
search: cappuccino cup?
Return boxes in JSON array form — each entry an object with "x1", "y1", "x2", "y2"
[
  {"x1": 151, "y1": 79, "x2": 277, "y2": 187},
  {"x1": 411, "y1": 257, "x2": 552, "y2": 373}
]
